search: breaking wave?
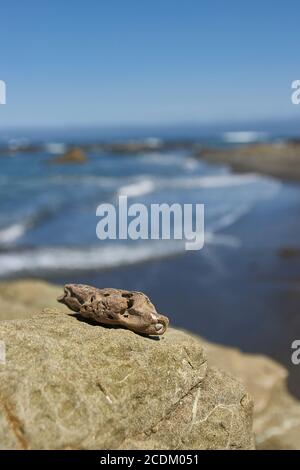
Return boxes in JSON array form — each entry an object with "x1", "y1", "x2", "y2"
[
  {"x1": 117, "y1": 179, "x2": 156, "y2": 197},
  {"x1": 0, "y1": 231, "x2": 239, "y2": 277},
  {"x1": 222, "y1": 131, "x2": 268, "y2": 144},
  {"x1": 0, "y1": 223, "x2": 28, "y2": 244},
  {"x1": 117, "y1": 172, "x2": 279, "y2": 197}
]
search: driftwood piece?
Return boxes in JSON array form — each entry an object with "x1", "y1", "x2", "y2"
[{"x1": 57, "y1": 284, "x2": 169, "y2": 335}]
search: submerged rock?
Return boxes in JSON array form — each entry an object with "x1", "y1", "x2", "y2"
[
  {"x1": 0, "y1": 310, "x2": 254, "y2": 450},
  {"x1": 49, "y1": 147, "x2": 87, "y2": 164}
]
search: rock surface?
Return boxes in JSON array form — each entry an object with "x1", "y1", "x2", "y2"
[
  {"x1": 50, "y1": 147, "x2": 87, "y2": 164},
  {"x1": 202, "y1": 339, "x2": 300, "y2": 450},
  {"x1": 197, "y1": 142, "x2": 300, "y2": 181},
  {"x1": 0, "y1": 279, "x2": 68, "y2": 320},
  {"x1": 1, "y1": 279, "x2": 300, "y2": 449},
  {"x1": 0, "y1": 310, "x2": 254, "y2": 450}
]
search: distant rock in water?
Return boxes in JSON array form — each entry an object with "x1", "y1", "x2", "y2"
[{"x1": 49, "y1": 147, "x2": 87, "y2": 164}]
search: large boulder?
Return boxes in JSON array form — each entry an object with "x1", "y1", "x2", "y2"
[
  {"x1": 2, "y1": 279, "x2": 300, "y2": 449},
  {"x1": 0, "y1": 310, "x2": 254, "y2": 450},
  {"x1": 202, "y1": 339, "x2": 300, "y2": 450}
]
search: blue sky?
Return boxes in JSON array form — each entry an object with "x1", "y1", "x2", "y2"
[{"x1": 1, "y1": 0, "x2": 299, "y2": 127}]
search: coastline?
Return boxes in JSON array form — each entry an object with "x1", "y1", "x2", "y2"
[
  {"x1": 196, "y1": 141, "x2": 300, "y2": 182},
  {"x1": 3, "y1": 137, "x2": 300, "y2": 183}
]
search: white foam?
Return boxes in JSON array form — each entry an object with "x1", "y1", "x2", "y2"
[
  {"x1": 0, "y1": 223, "x2": 27, "y2": 244},
  {"x1": 44, "y1": 142, "x2": 67, "y2": 154},
  {"x1": 0, "y1": 243, "x2": 177, "y2": 276},
  {"x1": 222, "y1": 131, "x2": 267, "y2": 144},
  {"x1": 117, "y1": 173, "x2": 274, "y2": 199},
  {"x1": 0, "y1": 230, "x2": 241, "y2": 277},
  {"x1": 138, "y1": 152, "x2": 185, "y2": 166},
  {"x1": 118, "y1": 179, "x2": 156, "y2": 197},
  {"x1": 184, "y1": 158, "x2": 199, "y2": 171},
  {"x1": 174, "y1": 173, "x2": 261, "y2": 188},
  {"x1": 143, "y1": 137, "x2": 162, "y2": 148}
]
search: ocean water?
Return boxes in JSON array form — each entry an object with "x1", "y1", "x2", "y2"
[{"x1": 0, "y1": 144, "x2": 280, "y2": 278}]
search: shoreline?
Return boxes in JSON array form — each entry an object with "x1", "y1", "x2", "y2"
[
  {"x1": 0, "y1": 139, "x2": 197, "y2": 156},
  {"x1": 196, "y1": 141, "x2": 300, "y2": 182},
  {"x1": 3, "y1": 137, "x2": 300, "y2": 184}
]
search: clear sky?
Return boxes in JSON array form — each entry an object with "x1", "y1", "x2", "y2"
[{"x1": 1, "y1": 0, "x2": 299, "y2": 127}]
